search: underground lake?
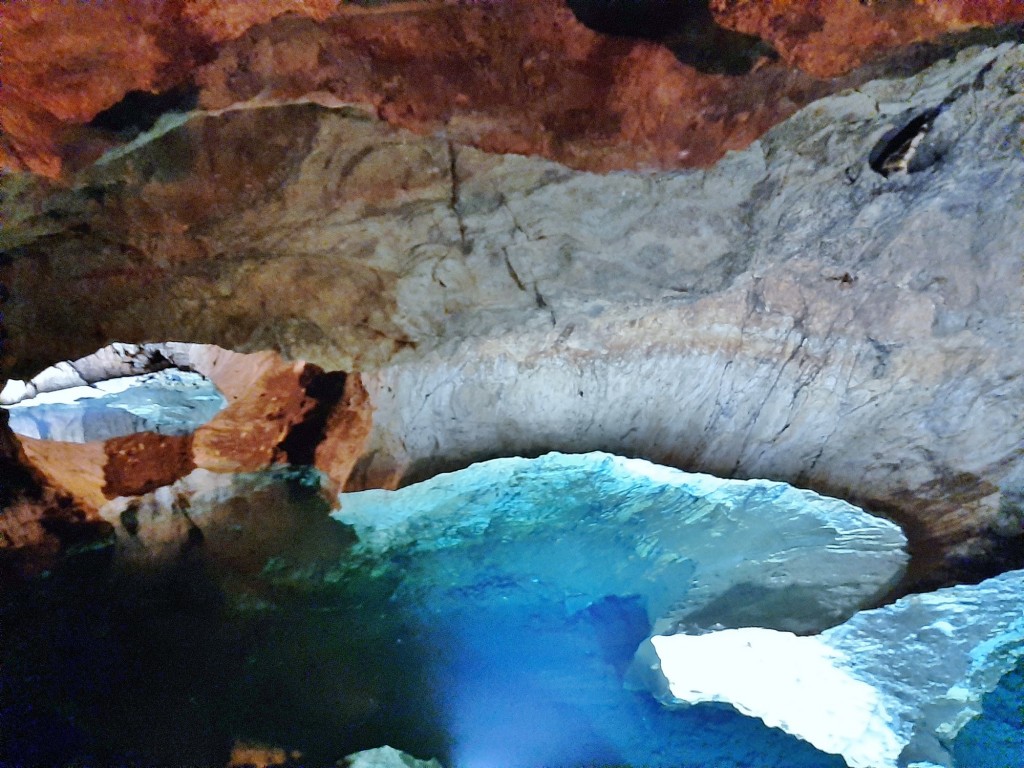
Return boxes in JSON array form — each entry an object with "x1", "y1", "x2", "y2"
[{"x1": 2, "y1": 377, "x2": 1021, "y2": 768}]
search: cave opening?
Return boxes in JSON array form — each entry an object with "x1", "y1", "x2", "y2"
[{"x1": 88, "y1": 85, "x2": 200, "y2": 139}]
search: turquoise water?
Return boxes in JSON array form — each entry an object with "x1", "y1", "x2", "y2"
[{"x1": 1, "y1": 465, "x2": 1018, "y2": 767}]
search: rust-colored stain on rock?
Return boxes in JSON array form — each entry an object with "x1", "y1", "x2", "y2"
[
  {"x1": 103, "y1": 433, "x2": 196, "y2": 499},
  {"x1": 711, "y1": 0, "x2": 1024, "y2": 77},
  {"x1": 4, "y1": 0, "x2": 1023, "y2": 176}
]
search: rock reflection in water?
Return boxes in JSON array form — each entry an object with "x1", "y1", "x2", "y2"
[{"x1": 0, "y1": 470, "x2": 447, "y2": 767}]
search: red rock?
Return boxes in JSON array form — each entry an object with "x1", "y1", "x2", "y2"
[
  {"x1": 710, "y1": 0, "x2": 1024, "y2": 78},
  {"x1": 5, "y1": 0, "x2": 1022, "y2": 177},
  {"x1": 104, "y1": 433, "x2": 196, "y2": 499}
]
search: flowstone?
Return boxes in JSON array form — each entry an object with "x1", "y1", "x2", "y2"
[
  {"x1": 336, "y1": 451, "x2": 908, "y2": 635},
  {"x1": 645, "y1": 568, "x2": 1024, "y2": 768}
]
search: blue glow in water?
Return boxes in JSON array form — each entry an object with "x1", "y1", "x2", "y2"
[
  {"x1": 336, "y1": 452, "x2": 903, "y2": 767},
  {"x1": 952, "y1": 656, "x2": 1024, "y2": 768},
  {"x1": 394, "y1": 556, "x2": 846, "y2": 768}
]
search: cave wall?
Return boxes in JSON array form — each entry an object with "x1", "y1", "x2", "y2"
[{"x1": 1, "y1": 1, "x2": 1023, "y2": 586}]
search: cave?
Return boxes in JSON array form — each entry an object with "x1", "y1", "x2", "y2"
[{"x1": 2, "y1": 2, "x2": 1023, "y2": 768}]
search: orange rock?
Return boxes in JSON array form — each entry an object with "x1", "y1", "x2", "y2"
[
  {"x1": 5, "y1": 0, "x2": 1022, "y2": 177},
  {"x1": 191, "y1": 359, "x2": 320, "y2": 472},
  {"x1": 710, "y1": 0, "x2": 1024, "y2": 78},
  {"x1": 18, "y1": 437, "x2": 109, "y2": 512},
  {"x1": 314, "y1": 373, "x2": 374, "y2": 492}
]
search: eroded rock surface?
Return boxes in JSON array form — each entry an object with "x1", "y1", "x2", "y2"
[
  {"x1": 3, "y1": 0, "x2": 1023, "y2": 176},
  {"x1": 2, "y1": 37, "x2": 1024, "y2": 588},
  {"x1": 336, "y1": 451, "x2": 908, "y2": 634},
  {"x1": 645, "y1": 567, "x2": 1024, "y2": 768}
]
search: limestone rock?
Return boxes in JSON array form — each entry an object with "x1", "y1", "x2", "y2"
[
  {"x1": 3, "y1": 38, "x2": 1024, "y2": 587},
  {"x1": 347, "y1": 41, "x2": 1024, "y2": 586},
  {"x1": 342, "y1": 746, "x2": 443, "y2": 768},
  {"x1": 336, "y1": 451, "x2": 907, "y2": 634},
  {"x1": 645, "y1": 567, "x2": 1024, "y2": 768},
  {"x1": 2, "y1": 370, "x2": 225, "y2": 442}
]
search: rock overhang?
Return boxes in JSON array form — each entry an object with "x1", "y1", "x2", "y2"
[{"x1": 0, "y1": 8, "x2": 1022, "y2": 593}]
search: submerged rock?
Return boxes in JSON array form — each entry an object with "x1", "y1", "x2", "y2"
[
  {"x1": 342, "y1": 746, "x2": 443, "y2": 768},
  {"x1": 337, "y1": 451, "x2": 907, "y2": 635},
  {"x1": 645, "y1": 568, "x2": 1024, "y2": 768}
]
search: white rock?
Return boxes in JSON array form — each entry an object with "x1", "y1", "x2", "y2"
[
  {"x1": 342, "y1": 745, "x2": 443, "y2": 768},
  {"x1": 337, "y1": 451, "x2": 907, "y2": 634},
  {"x1": 646, "y1": 568, "x2": 1024, "y2": 768}
]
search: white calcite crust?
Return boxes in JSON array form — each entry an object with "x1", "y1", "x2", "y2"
[
  {"x1": 337, "y1": 451, "x2": 907, "y2": 635},
  {"x1": 647, "y1": 568, "x2": 1024, "y2": 768}
]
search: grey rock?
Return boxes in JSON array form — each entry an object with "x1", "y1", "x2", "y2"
[{"x1": 1, "y1": 369, "x2": 225, "y2": 442}]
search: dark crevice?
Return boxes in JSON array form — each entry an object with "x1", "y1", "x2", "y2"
[
  {"x1": 868, "y1": 106, "x2": 943, "y2": 177},
  {"x1": 279, "y1": 370, "x2": 349, "y2": 466},
  {"x1": 88, "y1": 85, "x2": 199, "y2": 138},
  {"x1": 566, "y1": 0, "x2": 776, "y2": 75}
]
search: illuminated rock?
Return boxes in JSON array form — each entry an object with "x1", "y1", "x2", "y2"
[
  {"x1": 336, "y1": 451, "x2": 907, "y2": 635},
  {"x1": 645, "y1": 568, "x2": 1024, "y2": 768},
  {"x1": 1, "y1": 370, "x2": 225, "y2": 443},
  {"x1": 342, "y1": 746, "x2": 443, "y2": 768}
]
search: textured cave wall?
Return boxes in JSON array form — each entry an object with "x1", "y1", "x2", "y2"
[
  {"x1": 2, "y1": 2, "x2": 1024, "y2": 588},
  {"x1": 3, "y1": 0, "x2": 1024, "y2": 176}
]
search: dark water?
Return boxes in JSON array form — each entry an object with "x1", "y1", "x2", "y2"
[{"x1": 0, "y1": 469, "x2": 1015, "y2": 768}]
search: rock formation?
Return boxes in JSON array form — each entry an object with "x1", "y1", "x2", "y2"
[
  {"x1": 2, "y1": 22, "x2": 1024, "y2": 590},
  {"x1": 342, "y1": 746, "x2": 443, "y2": 768},
  {"x1": 1, "y1": 342, "x2": 365, "y2": 513},
  {"x1": 1, "y1": 2, "x2": 1023, "y2": 763},
  {"x1": 336, "y1": 451, "x2": 908, "y2": 633},
  {"x1": 645, "y1": 567, "x2": 1024, "y2": 768}
]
